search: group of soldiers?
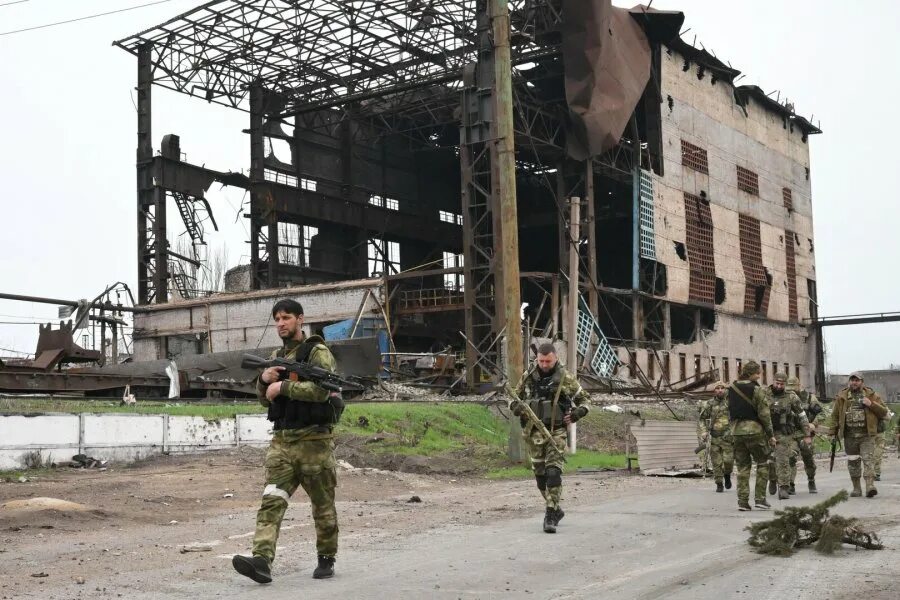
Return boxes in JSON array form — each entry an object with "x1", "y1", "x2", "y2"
[{"x1": 697, "y1": 361, "x2": 892, "y2": 511}]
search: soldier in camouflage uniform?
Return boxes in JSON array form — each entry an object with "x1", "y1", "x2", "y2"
[
  {"x1": 232, "y1": 299, "x2": 343, "y2": 584},
  {"x1": 764, "y1": 373, "x2": 811, "y2": 500},
  {"x1": 873, "y1": 408, "x2": 893, "y2": 481},
  {"x1": 825, "y1": 372, "x2": 888, "y2": 498},
  {"x1": 727, "y1": 361, "x2": 776, "y2": 511},
  {"x1": 698, "y1": 381, "x2": 733, "y2": 493},
  {"x1": 786, "y1": 377, "x2": 821, "y2": 493},
  {"x1": 510, "y1": 343, "x2": 590, "y2": 533}
]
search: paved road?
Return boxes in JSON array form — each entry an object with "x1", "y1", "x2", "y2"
[{"x1": 120, "y1": 460, "x2": 898, "y2": 600}]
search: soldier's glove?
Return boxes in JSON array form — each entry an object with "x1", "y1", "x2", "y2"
[
  {"x1": 568, "y1": 406, "x2": 589, "y2": 423},
  {"x1": 509, "y1": 399, "x2": 526, "y2": 417}
]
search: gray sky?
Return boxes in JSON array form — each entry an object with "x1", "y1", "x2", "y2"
[{"x1": 0, "y1": 0, "x2": 898, "y2": 374}]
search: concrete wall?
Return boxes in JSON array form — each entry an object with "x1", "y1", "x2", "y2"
[
  {"x1": 0, "y1": 413, "x2": 270, "y2": 470},
  {"x1": 133, "y1": 278, "x2": 382, "y2": 361},
  {"x1": 653, "y1": 46, "x2": 817, "y2": 323}
]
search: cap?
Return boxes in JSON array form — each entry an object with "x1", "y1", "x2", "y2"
[
  {"x1": 713, "y1": 380, "x2": 727, "y2": 389},
  {"x1": 848, "y1": 371, "x2": 864, "y2": 381},
  {"x1": 786, "y1": 376, "x2": 800, "y2": 390},
  {"x1": 774, "y1": 372, "x2": 787, "y2": 383}
]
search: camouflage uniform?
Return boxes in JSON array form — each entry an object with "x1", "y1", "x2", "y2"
[
  {"x1": 250, "y1": 335, "x2": 340, "y2": 565},
  {"x1": 826, "y1": 382, "x2": 888, "y2": 497},
  {"x1": 698, "y1": 393, "x2": 733, "y2": 487},
  {"x1": 514, "y1": 364, "x2": 590, "y2": 513},
  {"x1": 873, "y1": 411, "x2": 891, "y2": 480},
  {"x1": 786, "y1": 379, "x2": 821, "y2": 491},
  {"x1": 727, "y1": 368, "x2": 775, "y2": 510},
  {"x1": 764, "y1": 381, "x2": 809, "y2": 496}
]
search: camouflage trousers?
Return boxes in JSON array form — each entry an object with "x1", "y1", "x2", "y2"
[
  {"x1": 708, "y1": 436, "x2": 734, "y2": 483},
  {"x1": 791, "y1": 437, "x2": 816, "y2": 482},
  {"x1": 843, "y1": 434, "x2": 875, "y2": 480},
  {"x1": 874, "y1": 435, "x2": 885, "y2": 477},
  {"x1": 732, "y1": 433, "x2": 770, "y2": 504},
  {"x1": 523, "y1": 427, "x2": 568, "y2": 510},
  {"x1": 252, "y1": 432, "x2": 338, "y2": 564},
  {"x1": 773, "y1": 433, "x2": 801, "y2": 487}
]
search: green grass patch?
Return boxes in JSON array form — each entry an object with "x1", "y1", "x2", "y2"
[
  {"x1": 485, "y1": 450, "x2": 627, "y2": 479},
  {"x1": 0, "y1": 397, "x2": 265, "y2": 418},
  {"x1": 338, "y1": 403, "x2": 506, "y2": 456}
]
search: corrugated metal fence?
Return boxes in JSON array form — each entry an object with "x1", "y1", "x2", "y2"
[{"x1": 630, "y1": 419, "x2": 700, "y2": 474}]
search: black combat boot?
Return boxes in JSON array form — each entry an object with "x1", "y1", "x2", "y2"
[
  {"x1": 808, "y1": 478, "x2": 817, "y2": 494},
  {"x1": 778, "y1": 486, "x2": 790, "y2": 500},
  {"x1": 313, "y1": 555, "x2": 335, "y2": 579},
  {"x1": 232, "y1": 555, "x2": 272, "y2": 584},
  {"x1": 768, "y1": 478, "x2": 777, "y2": 496},
  {"x1": 724, "y1": 473, "x2": 732, "y2": 489},
  {"x1": 554, "y1": 507, "x2": 565, "y2": 525},
  {"x1": 716, "y1": 482, "x2": 724, "y2": 493},
  {"x1": 543, "y1": 508, "x2": 557, "y2": 533},
  {"x1": 788, "y1": 482, "x2": 796, "y2": 495}
]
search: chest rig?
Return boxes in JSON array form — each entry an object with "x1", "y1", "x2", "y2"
[
  {"x1": 267, "y1": 337, "x2": 344, "y2": 431},
  {"x1": 526, "y1": 367, "x2": 570, "y2": 430}
]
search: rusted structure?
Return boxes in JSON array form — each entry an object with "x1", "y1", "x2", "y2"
[{"x1": 114, "y1": 1, "x2": 822, "y2": 390}]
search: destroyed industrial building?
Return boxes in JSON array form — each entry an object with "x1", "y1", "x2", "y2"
[{"x1": 0, "y1": 0, "x2": 824, "y2": 397}]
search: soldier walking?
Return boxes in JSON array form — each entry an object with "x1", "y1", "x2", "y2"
[
  {"x1": 727, "y1": 361, "x2": 776, "y2": 511},
  {"x1": 765, "y1": 373, "x2": 811, "y2": 500},
  {"x1": 509, "y1": 343, "x2": 590, "y2": 533},
  {"x1": 232, "y1": 299, "x2": 343, "y2": 583},
  {"x1": 825, "y1": 372, "x2": 888, "y2": 498},
  {"x1": 873, "y1": 408, "x2": 893, "y2": 481},
  {"x1": 786, "y1": 376, "x2": 821, "y2": 493},
  {"x1": 698, "y1": 381, "x2": 733, "y2": 493}
]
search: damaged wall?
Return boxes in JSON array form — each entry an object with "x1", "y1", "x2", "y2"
[
  {"x1": 132, "y1": 278, "x2": 382, "y2": 362},
  {"x1": 652, "y1": 45, "x2": 816, "y2": 325}
]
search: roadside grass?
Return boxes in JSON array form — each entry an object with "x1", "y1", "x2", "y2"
[{"x1": 485, "y1": 450, "x2": 628, "y2": 479}]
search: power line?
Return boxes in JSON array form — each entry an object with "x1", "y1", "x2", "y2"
[
  {"x1": 0, "y1": 1, "x2": 31, "y2": 8},
  {"x1": 0, "y1": 0, "x2": 176, "y2": 36}
]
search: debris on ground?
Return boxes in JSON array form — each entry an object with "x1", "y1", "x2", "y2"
[
  {"x1": 70, "y1": 454, "x2": 108, "y2": 469},
  {"x1": 745, "y1": 490, "x2": 883, "y2": 556},
  {"x1": 407, "y1": 495, "x2": 422, "y2": 503}
]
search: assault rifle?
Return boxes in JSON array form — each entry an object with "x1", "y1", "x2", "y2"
[
  {"x1": 241, "y1": 354, "x2": 361, "y2": 393},
  {"x1": 503, "y1": 384, "x2": 562, "y2": 450},
  {"x1": 829, "y1": 437, "x2": 841, "y2": 473}
]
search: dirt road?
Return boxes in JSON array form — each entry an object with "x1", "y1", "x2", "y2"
[{"x1": 1, "y1": 451, "x2": 897, "y2": 599}]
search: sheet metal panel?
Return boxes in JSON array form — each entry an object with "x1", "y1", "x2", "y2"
[{"x1": 631, "y1": 420, "x2": 700, "y2": 474}]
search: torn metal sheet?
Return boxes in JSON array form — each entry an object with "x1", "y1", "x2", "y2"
[
  {"x1": 630, "y1": 419, "x2": 701, "y2": 474},
  {"x1": 561, "y1": 1, "x2": 683, "y2": 159}
]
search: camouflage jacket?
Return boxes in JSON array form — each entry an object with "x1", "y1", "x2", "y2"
[
  {"x1": 255, "y1": 334, "x2": 337, "y2": 406},
  {"x1": 728, "y1": 380, "x2": 774, "y2": 438},
  {"x1": 797, "y1": 390, "x2": 823, "y2": 424},
  {"x1": 825, "y1": 386, "x2": 887, "y2": 439},
  {"x1": 514, "y1": 364, "x2": 590, "y2": 432},
  {"x1": 764, "y1": 387, "x2": 809, "y2": 437},
  {"x1": 698, "y1": 396, "x2": 731, "y2": 439}
]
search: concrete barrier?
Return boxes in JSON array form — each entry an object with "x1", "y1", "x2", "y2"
[{"x1": 0, "y1": 413, "x2": 271, "y2": 470}]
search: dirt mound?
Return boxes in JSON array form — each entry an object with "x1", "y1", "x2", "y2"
[
  {"x1": 1, "y1": 497, "x2": 92, "y2": 512},
  {"x1": 1, "y1": 497, "x2": 109, "y2": 529}
]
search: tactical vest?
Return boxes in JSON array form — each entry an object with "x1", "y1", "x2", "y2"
[
  {"x1": 268, "y1": 337, "x2": 345, "y2": 431},
  {"x1": 526, "y1": 367, "x2": 570, "y2": 430},
  {"x1": 769, "y1": 391, "x2": 800, "y2": 435},
  {"x1": 727, "y1": 381, "x2": 761, "y2": 424},
  {"x1": 844, "y1": 392, "x2": 867, "y2": 434}
]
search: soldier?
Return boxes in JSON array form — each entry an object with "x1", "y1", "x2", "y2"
[
  {"x1": 509, "y1": 343, "x2": 590, "y2": 533},
  {"x1": 873, "y1": 408, "x2": 893, "y2": 481},
  {"x1": 698, "y1": 381, "x2": 734, "y2": 493},
  {"x1": 232, "y1": 299, "x2": 342, "y2": 583},
  {"x1": 786, "y1": 376, "x2": 821, "y2": 493},
  {"x1": 764, "y1": 373, "x2": 811, "y2": 500},
  {"x1": 825, "y1": 372, "x2": 888, "y2": 498},
  {"x1": 727, "y1": 360, "x2": 776, "y2": 511}
]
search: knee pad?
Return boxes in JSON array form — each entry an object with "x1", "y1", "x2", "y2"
[
  {"x1": 535, "y1": 474, "x2": 547, "y2": 491},
  {"x1": 545, "y1": 466, "x2": 562, "y2": 488}
]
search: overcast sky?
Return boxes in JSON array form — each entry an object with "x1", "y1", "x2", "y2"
[{"x1": 0, "y1": 0, "x2": 898, "y2": 375}]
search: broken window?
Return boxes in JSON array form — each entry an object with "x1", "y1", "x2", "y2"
[
  {"x1": 694, "y1": 354, "x2": 702, "y2": 378},
  {"x1": 681, "y1": 140, "x2": 709, "y2": 174},
  {"x1": 739, "y1": 214, "x2": 770, "y2": 316},
  {"x1": 302, "y1": 225, "x2": 318, "y2": 267},
  {"x1": 674, "y1": 241, "x2": 687, "y2": 260},
  {"x1": 265, "y1": 169, "x2": 298, "y2": 188},
  {"x1": 367, "y1": 238, "x2": 400, "y2": 276},
  {"x1": 736, "y1": 165, "x2": 759, "y2": 196},
  {"x1": 370, "y1": 195, "x2": 399, "y2": 211},
  {"x1": 647, "y1": 353, "x2": 655, "y2": 381},
  {"x1": 442, "y1": 251, "x2": 464, "y2": 291},
  {"x1": 722, "y1": 357, "x2": 730, "y2": 382},
  {"x1": 772, "y1": 360, "x2": 778, "y2": 380},
  {"x1": 714, "y1": 277, "x2": 726, "y2": 305},
  {"x1": 784, "y1": 362, "x2": 790, "y2": 376},
  {"x1": 761, "y1": 361, "x2": 768, "y2": 384},
  {"x1": 807, "y1": 279, "x2": 818, "y2": 320},
  {"x1": 684, "y1": 193, "x2": 716, "y2": 304},
  {"x1": 782, "y1": 187, "x2": 793, "y2": 212},
  {"x1": 277, "y1": 222, "x2": 302, "y2": 266},
  {"x1": 678, "y1": 353, "x2": 686, "y2": 382},
  {"x1": 795, "y1": 364, "x2": 801, "y2": 380},
  {"x1": 670, "y1": 305, "x2": 696, "y2": 344},
  {"x1": 662, "y1": 352, "x2": 671, "y2": 380},
  {"x1": 785, "y1": 230, "x2": 798, "y2": 321},
  {"x1": 736, "y1": 358, "x2": 743, "y2": 377}
]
